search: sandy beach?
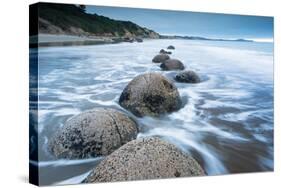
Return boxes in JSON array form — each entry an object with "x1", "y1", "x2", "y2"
[{"x1": 30, "y1": 34, "x2": 116, "y2": 47}]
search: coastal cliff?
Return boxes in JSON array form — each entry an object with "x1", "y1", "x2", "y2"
[{"x1": 34, "y1": 3, "x2": 160, "y2": 39}]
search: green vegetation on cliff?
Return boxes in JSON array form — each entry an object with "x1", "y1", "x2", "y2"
[{"x1": 36, "y1": 3, "x2": 160, "y2": 38}]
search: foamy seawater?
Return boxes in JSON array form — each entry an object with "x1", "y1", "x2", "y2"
[{"x1": 30, "y1": 39, "x2": 273, "y2": 185}]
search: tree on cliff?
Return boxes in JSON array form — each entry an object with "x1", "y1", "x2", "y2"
[{"x1": 78, "y1": 5, "x2": 86, "y2": 12}]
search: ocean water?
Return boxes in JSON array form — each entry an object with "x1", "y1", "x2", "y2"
[{"x1": 30, "y1": 39, "x2": 273, "y2": 185}]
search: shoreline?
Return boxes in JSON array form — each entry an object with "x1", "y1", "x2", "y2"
[
  {"x1": 29, "y1": 34, "x2": 271, "y2": 48},
  {"x1": 29, "y1": 34, "x2": 146, "y2": 48}
]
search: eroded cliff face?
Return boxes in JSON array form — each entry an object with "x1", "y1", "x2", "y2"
[{"x1": 36, "y1": 3, "x2": 160, "y2": 39}]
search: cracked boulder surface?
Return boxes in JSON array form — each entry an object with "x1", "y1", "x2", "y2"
[
  {"x1": 84, "y1": 137, "x2": 205, "y2": 183},
  {"x1": 48, "y1": 108, "x2": 138, "y2": 159},
  {"x1": 119, "y1": 73, "x2": 182, "y2": 117}
]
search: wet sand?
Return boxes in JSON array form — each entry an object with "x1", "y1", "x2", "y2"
[{"x1": 29, "y1": 34, "x2": 117, "y2": 48}]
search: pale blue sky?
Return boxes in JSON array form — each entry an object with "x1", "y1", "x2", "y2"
[{"x1": 86, "y1": 5, "x2": 273, "y2": 40}]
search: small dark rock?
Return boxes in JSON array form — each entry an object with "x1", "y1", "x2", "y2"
[
  {"x1": 167, "y1": 45, "x2": 175, "y2": 50},
  {"x1": 136, "y1": 38, "x2": 143, "y2": 42},
  {"x1": 160, "y1": 59, "x2": 185, "y2": 70},
  {"x1": 124, "y1": 37, "x2": 134, "y2": 42},
  {"x1": 175, "y1": 70, "x2": 201, "y2": 83},
  {"x1": 152, "y1": 54, "x2": 170, "y2": 63},
  {"x1": 160, "y1": 49, "x2": 172, "y2": 54}
]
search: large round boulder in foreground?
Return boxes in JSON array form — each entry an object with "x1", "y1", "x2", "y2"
[
  {"x1": 152, "y1": 54, "x2": 170, "y2": 63},
  {"x1": 84, "y1": 137, "x2": 205, "y2": 183},
  {"x1": 175, "y1": 70, "x2": 200, "y2": 83},
  {"x1": 119, "y1": 73, "x2": 182, "y2": 117},
  {"x1": 48, "y1": 108, "x2": 138, "y2": 159},
  {"x1": 160, "y1": 59, "x2": 185, "y2": 70}
]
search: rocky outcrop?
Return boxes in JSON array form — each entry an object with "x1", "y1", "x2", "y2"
[
  {"x1": 175, "y1": 70, "x2": 200, "y2": 83},
  {"x1": 48, "y1": 108, "x2": 138, "y2": 159},
  {"x1": 119, "y1": 73, "x2": 182, "y2": 117},
  {"x1": 160, "y1": 59, "x2": 185, "y2": 70},
  {"x1": 152, "y1": 54, "x2": 170, "y2": 63},
  {"x1": 84, "y1": 137, "x2": 205, "y2": 183},
  {"x1": 38, "y1": 18, "x2": 66, "y2": 35}
]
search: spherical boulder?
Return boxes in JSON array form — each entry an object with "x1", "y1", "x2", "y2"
[
  {"x1": 48, "y1": 108, "x2": 138, "y2": 159},
  {"x1": 175, "y1": 70, "x2": 200, "y2": 83},
  {"x1": 119, "y1": 73, "x2": 182, "y2": 117},
  {"x1": 160, "y1": 49, "x2": 172, "y2": 54},
  {"x1": 84, "y1": 137, "x2": 205, "y2": 183},
  {"x1": 152, "y1": 54, "x2": 170, "y2": 63},
  {"x1": 160, "y1": 59, "x2": 185, "y2": 70},
  {"x1": 167, "y1": 45, "x2": 175, "y2": 50}
]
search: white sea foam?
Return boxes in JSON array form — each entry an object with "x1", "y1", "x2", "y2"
[
  {"x1": 54, "y1": 170, "x2": 92, "y2": 185},
  {"x1": 200, "y1": 100, "x2": 252, "y2": 109},
  {"x1": 86, "y1": 97, "x2": 119, "y2": 106},
  {"x1": 219, "y1": 108, "x2": 273, "y2": 124},
  {"x1": 30, "y1": 157, "x2": 104, "y2": 167},
  {"x1": 138, "y1": 127, "x2": 227, "y2": 174}
]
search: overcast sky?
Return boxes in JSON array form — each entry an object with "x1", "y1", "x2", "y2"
[{"x1": 86, "y1": 5, "x2": 273, "y2": 40}]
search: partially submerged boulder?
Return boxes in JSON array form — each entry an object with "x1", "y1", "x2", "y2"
[
  {"x1": 160, "y1": 49, "x2": 172, "y2": 54},
  {"x1": 167, "y1": 45, "x2": 175, "y2": 50},
  {"x1": 160, "y1": 59, "x2": 185, "y2": 70},
  {"x1": 136, "y1": 38, "x2": 143, "y2": 42},
  {"x1": 119, "y1": 73, "x2": 182, "y2": 117},
  {"x1": 84, "y1": 137, "x2": 205, "y2": 183},
  {"x1": 48, "y1": 108, "x2": 138, "y2": 159},
  {"x1": 152, "y1": 54, "x2": 170, "y2": 63},
  {"x1": 175, "y1": 70, "x2": 200, "y2": 83}
]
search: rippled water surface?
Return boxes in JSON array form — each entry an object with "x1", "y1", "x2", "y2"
[{"x1": 30, "y1": 39, "x2": 273, "y2": 185}]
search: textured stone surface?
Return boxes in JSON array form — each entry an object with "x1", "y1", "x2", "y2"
[
  {"x1": 160, "y1": 59, "x2": 185, "y2": 70},
  {"x1": 152, "y1": 54, "x2": 170, "y2": 63},
  {"x1": 167, "y1": 45, "x2": 175, "y2": 50},
  {"x1": 160, "y1": 49, "x2": 172, "y2": 54},
  {"x1": 175, "y1": 70, "x2": 201, "y2": 83},
  {"x1": 119, "y1": 73, "x2": 182, "y2": 117},
  {"x1": 48, "y1": 108, "x2": 138, "y2": 159},
  {"x1": 84, "y1": 137, "x2": 205, "y2": 183}
]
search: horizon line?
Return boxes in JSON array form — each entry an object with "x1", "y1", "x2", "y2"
[{"x1": 159, "y1": 33, "x2": 274, "y2": 43}]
